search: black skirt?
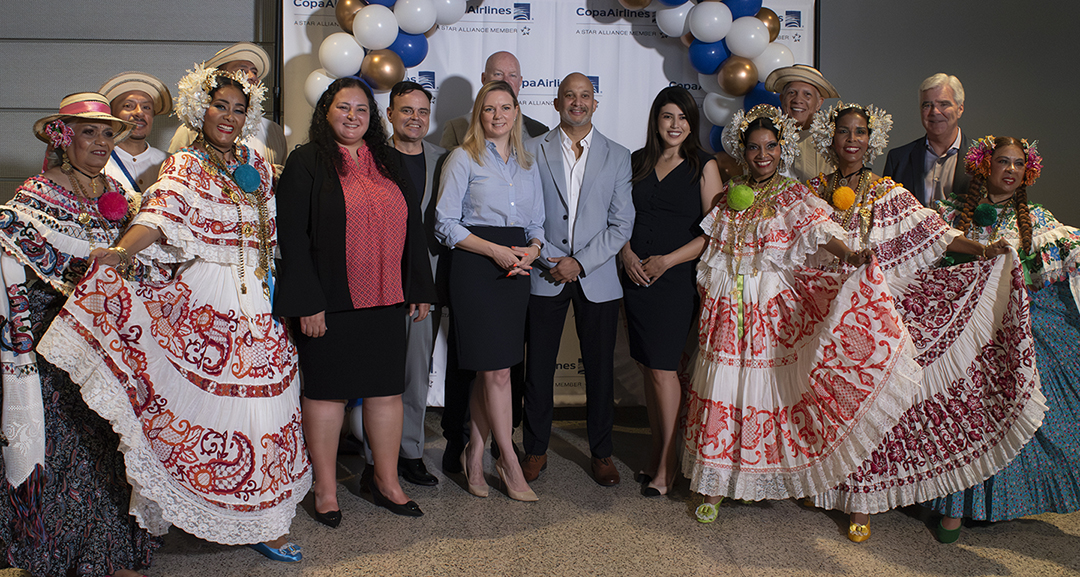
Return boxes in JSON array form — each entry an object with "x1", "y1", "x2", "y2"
[
  {"x1": 448, "y1": 226, "x2": 530, "y2": 371},
  {"x1": 295, "y1": 303, "x2": 406, "y2": 400}
]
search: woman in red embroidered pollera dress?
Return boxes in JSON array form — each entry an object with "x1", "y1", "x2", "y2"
[
  {"x1": 39, "y1": 66, "x2": 311, "y2": 562},
  {"x1": 684, "y1": 104, "x2": 922, "y2": 524}
]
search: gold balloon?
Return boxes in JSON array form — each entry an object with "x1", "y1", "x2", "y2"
[
  {"x1": 680, "y1": 31, "x2": 694, "y2": 48},
  {"x1": 336, "y1": 0, "x2": 366, "y2": 33},
  {"x1": 424, "y1": 22, "x2": 438, "y2": 38},
  {"x1": 718, "y1": 56, "x2": 758, "y2": 96},
  {"x1": 617, "y1": 0, "x2": 651, "y2": 9},
  {"x1": 360, "y1": 50, "x2": 406, "y2": 92},
  {"x1": 757, "y1": 8, "x2": 781, "y2": 43}
]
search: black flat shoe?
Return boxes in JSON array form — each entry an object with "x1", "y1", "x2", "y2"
[
  {"x1": 641, "y1": 486, "x2": 663, "y2": 497},
  {"x1": 399, "y1": 458, "x2": 438, "y2": 486},
  {"x1": 313, "y1": 509, "x2": 342, "y2": 528},
  {"x1": 370, "y1": 478, "x2": 424, "y2": 517}
]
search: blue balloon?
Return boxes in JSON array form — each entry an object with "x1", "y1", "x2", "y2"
[
  {"x1": 709, "y1": 124, "x2": 725, "y2": 153},
  {"x1": 688, "y1": 39, "x2": 730, "y2": 75},
  {"x1": 366, "y1": 0, "x2": 396, "y2": 6},
  {"x1": 387, "y1": 31, "x2": 428, "y2": 68},
  {"x1": 655, "y1": 0, "x2": 688, "y2": 5},
  {"x1": 723, "y1": 0, "x2": 763, "y2": 19},
  {"x1": 743, "y1": 82, "x2": 781, "y2": 111}
]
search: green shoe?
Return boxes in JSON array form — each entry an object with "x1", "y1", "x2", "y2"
[
  {"x1": 936, "y1": 519, "x2": 961, "y2": 543},
  {"x1": 696, "y1": 500, "x2": 721, "y2": 523}
]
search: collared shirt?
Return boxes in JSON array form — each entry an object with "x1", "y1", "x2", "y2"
[
  {"x1": 104, "y1": 145, "x2": 167, "y2": 195},
  {"x1": 435, "y1": 141, "x2": 546, "y2": 249},
  {"x1": 559, "y1": 126, "x2": 594, "y2": 249},
  {"x1": 787, "y1": 129, "x2": 832, "y2": 183},
  {"x1": 923, "y1": 129, "x2": 963, "y2": 204}
]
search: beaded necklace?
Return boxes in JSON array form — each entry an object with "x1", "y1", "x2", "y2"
[
  {"x1": 195, "y1": 141, "x2": 272, "y2": 300},
  {"x1": 724, "y1": 173, "x2": 785, "y2": 274},
  {"x1": 62, "y1": 167, "x2": 120, "y2": 248}
]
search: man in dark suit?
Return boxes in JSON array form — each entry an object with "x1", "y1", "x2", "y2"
[
  {"x1": 520, "y1": 73, "x2": 635, "y2": 486},
  {"x1": 439, "y1": 51, "x2": 548, "y2": 149},
  {"x1": 883, "y1": 73, "x2": 970, "y2": 206},
  {"x1": 363, "y1": 81, "x2": 446, "y2": 487}
]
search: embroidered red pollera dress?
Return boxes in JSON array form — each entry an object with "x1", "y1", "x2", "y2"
[
  {"x1": 682, "y1": 174, "x2": 923, "y2": 501},
  {"x1": 38, "y1": 146, "x2": 311, "y2": 545}
]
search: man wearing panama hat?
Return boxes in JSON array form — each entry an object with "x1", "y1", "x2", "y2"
[
  {"x1": 167, "y1": 41, "x2": 288, "y2": 174},
  {"x1": 764, "y1": 64, "x2": 840, "y2": 182},
  {"x1": 100, "y1": 71, "x2": 172, "y2": 195}
]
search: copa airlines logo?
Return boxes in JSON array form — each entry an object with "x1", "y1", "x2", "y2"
[
  {"x1": 575, "y1": 6, "x2": 654, "y2": 19},
  {"x1": 782, "y1": 10, "x2": 803, "y2": 28},
  {"x1": 521, "y1": 77, "x2": 560, "y2": 89},
  {"x1": 405, "y1": 71, "x2": 436, "y2": 90},
  {"x1": 586, "y1": 76, "x2": 600, "y2": 95},
  {"x1": 292, "y1": 0, "x2": 336, "y2": 9},
  {"x1": 464, "y1": 2, "x2": 530, "y2": 19}
]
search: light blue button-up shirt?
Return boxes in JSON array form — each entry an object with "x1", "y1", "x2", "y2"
[{"x1": 435, "y1": 141, "x2": 546, "y2": 248}]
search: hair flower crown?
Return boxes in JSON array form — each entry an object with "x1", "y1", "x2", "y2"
[
  {"x1": 721, "y1": 104, "x2": 800, "y2": 174},
  {"x1": 964, "y1": 135, "x2": 1043, "y2": 187},
  {"x1": 175, "y1": 64, "x2": 266, "y2": 142},
  {"x1": 809, "y1": 102, "x2": 892, "y2": 168}
]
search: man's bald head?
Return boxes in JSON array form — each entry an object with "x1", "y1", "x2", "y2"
[
  {"x1": 482, "y1": 51, "x2": 522, "y2": 96},
  {"x1": 554, "y1": 73, "x2": 597, "y2": 130}
]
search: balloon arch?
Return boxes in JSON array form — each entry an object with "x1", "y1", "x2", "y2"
[{"x1": 308, "y1": 0, "x2": 794, "y2": 145}]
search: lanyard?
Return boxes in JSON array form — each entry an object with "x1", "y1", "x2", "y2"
[{"x1": 110, "y1": 151, "x2": 141, "y2": 193}]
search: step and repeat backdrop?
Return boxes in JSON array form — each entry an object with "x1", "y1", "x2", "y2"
[{"x1": 282, "y1": 0, "x2": 815, "y2": 406}]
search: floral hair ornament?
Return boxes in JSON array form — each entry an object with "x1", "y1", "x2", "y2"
[
  {"x1": 175, "y1": 63, "x2": 266, "y2": 142},
  {"x1": 44, "y1": 120, "x2": 74, "y2": 150},
  {"x1": 965, "y1": 135, "x2": 1043, "y2": 187},
  {"x1": 809, "y1": 102, "x2": 892, "y2": 168},
  {"x1": 721, "y1": 104, "x2": 800, "y2": 174}
]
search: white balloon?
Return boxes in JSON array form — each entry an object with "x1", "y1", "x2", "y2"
[
  {"x1": 431, "y1": 0, "x2": 466, "y2": 25},
  {"x1": 656, "y1": 2, "x2": 693, "y2": 38},
  {"x1": 698, "y1": 71, "x2": 723, "y2": 95},
  {"x1": 703, "y1": 91, "x2": 744, "y2": 126},
  {"x1": 353, "y1": 4, "x2": 399, "y2": 50},
  {"x1": 752, "y1": 42, "x2": 795, "y2": 83},
  {"x1": 319, "y1": 32, "x2": 366, "y2": 79},
  {"x1": 726, "y1": 16, "x2": 770, "y2": 59},
  {"x1": 688, "y1": 2, "x2": 732, "y2": 44},
  {"x1": 395, "y1": 0, "x2": 438, "y2": 35},
  {"x1": 304, "y1": 68, "x2": 335, "y2": 108}
]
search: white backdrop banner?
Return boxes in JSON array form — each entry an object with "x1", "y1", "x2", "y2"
[{"x1": 281, "y1": 0, "x2": 815, "y2": 406}]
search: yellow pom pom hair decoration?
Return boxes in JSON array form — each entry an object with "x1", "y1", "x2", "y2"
[
  {"x1": 727, "y1": 184, "x2": 755, "y2": 211},
  {"x1": 831, "y1": 186, "x2": 856, "y2": 211}
]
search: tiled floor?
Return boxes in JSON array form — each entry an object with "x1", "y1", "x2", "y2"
[{"x1": 4, "y1": 407, "x2": 1078, "y2": 576}]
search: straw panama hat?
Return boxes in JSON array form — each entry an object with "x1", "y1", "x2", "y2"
[
  {"x1": 204, "y1": 41, "x2": 271, "y2": 80},
  {"x1": 99, "y1": 71, "x2": 173, "y2": 116},
  {"x1": 33, "y1": 92, "x2": 135, "y2": 144},
  {"x1": 764, "y1": 64, "x2": 840, "y2": 99}
]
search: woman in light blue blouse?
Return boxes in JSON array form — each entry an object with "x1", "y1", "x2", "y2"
[{"x1": 436, "y1": 80, "x2": 546, "y2": 502}]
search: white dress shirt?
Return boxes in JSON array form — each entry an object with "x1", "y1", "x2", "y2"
[
  {"x1": 104, "y1": 145, "x2": 167, "y2": 195},
  {"x1": 560, "y1": 126, "x2": 594, "y2": 250}
]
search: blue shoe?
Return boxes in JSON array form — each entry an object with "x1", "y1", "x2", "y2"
[{"x1": 249, "y1": 541, "x2": 303, "y2": 562}]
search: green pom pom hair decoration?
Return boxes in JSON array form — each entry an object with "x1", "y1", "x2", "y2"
[
  {"x1": 972, "y1": 203, "x2": 997, "y2": 227},
  {"x1": 727, "y1": 184, "x2": 755, "y2": 211}
]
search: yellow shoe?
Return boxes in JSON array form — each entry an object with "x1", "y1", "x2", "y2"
[{"x1": 848, "y1": 522, "x2": 870, "y2": 543}]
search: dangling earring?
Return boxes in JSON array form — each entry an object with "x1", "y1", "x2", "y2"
[{"x1": 61, "y1": 151, "x2": 72, "y2": 172}]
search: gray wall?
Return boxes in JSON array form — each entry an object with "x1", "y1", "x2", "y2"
[
  {"x1": 0, "y1": 0, "x2": 277, "y2": 201},
  {"x1": 3, "y1": 1, "x2": 1078, "y2": 223}
]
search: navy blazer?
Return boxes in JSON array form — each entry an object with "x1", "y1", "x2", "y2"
[
  {"x1": 882, "y1": 132, "x2": 971, "y2": 206},
  {"x1": 273, "y1": 142, "x2": 436, "y2": 318}
]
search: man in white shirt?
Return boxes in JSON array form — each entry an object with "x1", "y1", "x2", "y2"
[
  {"x1": 883, "y1": 73, "x2": 970, "y2": 206},
  {"x1": 99, "y1": 72, "x2": 172, "y2": 195},
  {"x1": 521, "y1": 73, "x2": 634, "y2": 486},
  {"x1": 167, "y1": 42, "x2": 288, "y2": 174},
  {"x1": 764, "y1": 64, "x2": 840, "y2": 182}
]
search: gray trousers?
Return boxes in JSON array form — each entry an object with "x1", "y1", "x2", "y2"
[{"x1": 364, "y1": 306, "x2": 435, "y2": 463}]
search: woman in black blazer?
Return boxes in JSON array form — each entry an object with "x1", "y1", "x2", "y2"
[{"x1": 275, "y1": 77, "x2": 435, "y2": 526}]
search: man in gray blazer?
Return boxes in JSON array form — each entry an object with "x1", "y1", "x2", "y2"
[
  {"x1": 439, "y1": 51, "x2": 548, "y2": 149},
  {"x1": 521, "y1": 73, "x2": 635, "y2": 486},
  {"x1": 364, "y1": 81, "x2": 447, "y2": 487}
]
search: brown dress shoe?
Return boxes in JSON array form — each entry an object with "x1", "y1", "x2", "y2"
[
  {"x1": 591, "y1": 457, "x2": 621, "y2": 486},
  {"x1": 520, "y1": 453, "x2": 547, "y2": 482}
]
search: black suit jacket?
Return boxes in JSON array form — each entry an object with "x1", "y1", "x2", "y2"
[
  {"x1": 882, "y1": 131, "x2": 971, "y2": 206},
  {"x1": 273, "y1": 142, "x2": 436, "y2": 317}
]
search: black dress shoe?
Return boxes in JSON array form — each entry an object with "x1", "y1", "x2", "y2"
[
  {"x1": 313, "y1": 509, "x2": 342, "y2": 528},
  {"x1": 399, "y1": 458, "x2": 438, "y2": 486},
  {"x1": 443, "y1": 444, "x2": 464, "y2": 474},
  {"x1": 370, "y1": 478, "x2": 424, "y2": 517}
]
